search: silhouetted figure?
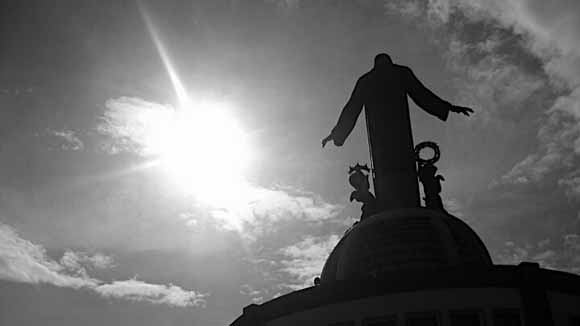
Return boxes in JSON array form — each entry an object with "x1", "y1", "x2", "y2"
[
  {"x1": 323, "y1": 53, "x2": 472, "y2": 212},
  {"x1": 415, "y1": 141, "x2": 446, "y2": 212},
  {"x1": 348, "y1": 163, "x2": 377, "y2": 220}
]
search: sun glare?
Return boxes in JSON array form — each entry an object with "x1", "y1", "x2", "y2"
[
  {"x1": 142, "y1": 99, "x2": 254, "y2": 206},
  {"x1": 138, "y1": 5, "x2": 255, "y2": 210}
]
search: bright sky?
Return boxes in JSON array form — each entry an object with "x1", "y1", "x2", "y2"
[{"x1": 1, "y1": 1, "x2": 580, "y2": 325}]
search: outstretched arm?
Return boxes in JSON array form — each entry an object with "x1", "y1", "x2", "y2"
[
  {"x1": 322, "y1": 78, "x2": 365, "y2": 147},
  {"x1": 404, "y1": 67, "x2": 473, "y2": 120}
]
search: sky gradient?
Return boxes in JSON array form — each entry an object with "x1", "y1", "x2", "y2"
[{"x1": 1, "y1": 1, "x2": 580, "y2": 325}]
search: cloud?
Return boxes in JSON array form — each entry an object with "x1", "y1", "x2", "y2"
[
  {"x1": 239, "y1": 283, "x2": 261, "y2": 297},
  {"x1": 498, "y1": 88, "x2": 580, "y2": 187},
  {"x1": 388, "y1": 0, "x2": 580, "y2": 195},
  {"x1": 494, "y1": 234, "x2": 580, "y2": 274},
  {"x1": 443, "y1": 197, "x2": 464, "y2": 218},
  {"x1": 387, "y1": 1, "x2": 547, "y2": 125},
  {"x1": 498, "y1": 109, "x2": 577, "y2": 185},
  {"x1": 60, "y1": 250, "x2": 115, "y2": 277},
  {"x1": 278, "y1": 234, "x2": 339, "y2": 289},
  {"x1": 447, "y1": 42, "x2": 545, "y2": 122},
  {"x1": 0, "y1": 223, "x2": 97, "y2": 288},
  {"x1": 559, "y1": 170, "x2": 580, "y2": 200},
  {"x1": 449, "y1": 1, "x2": 580, "y2": 184},
  {"x1": 421, "y1": 0, "x2": 580, "y2": 57},
  {"x1": 382, "y1": 0, "x2": 580, "y2": 260},
  {"x1": 45, "y1": 129, "x2": 84, "y2": 151},
  {"x1": 384, "y1": 1, "x2": 422, "y2": 18},
  {"x1": 99, "y1": 97, "x2": 342, "y2": 235},
  {"x1": 232, "y1": 186, "x2": 341, "y2": 232},
  {"x1": 170, "y1": 182, "x2": 343, "y2": 241},
  {"x1": 239, "y1": 284, "x2": 266, "y2": 303},
  {"x1": 0, "y1": 222, "x2": 205, "y2": 307},
  {"x1": 184, "y1": 184, "x2": 342, "y2": 238},
  {"x1": 95, "y1": 279, "x2": 206, "y2": 307},
  {"x1": 251, "y1": 187, "x2": 340, "y2": 222},
  {"x1": 97, "y1": 97, "x2": 172, "y2": 155},
  {"x1": 238, "y1": 235, "x2": 340, "y2": 297}
]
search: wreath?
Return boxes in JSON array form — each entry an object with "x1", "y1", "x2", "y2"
[{"x1": 414, "y1": 141, "x2": 440, "y2": 165}]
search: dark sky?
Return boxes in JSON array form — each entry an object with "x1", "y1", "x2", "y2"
[{"x1": 1, "y1": 0, "x2": 580, "y2": 325}]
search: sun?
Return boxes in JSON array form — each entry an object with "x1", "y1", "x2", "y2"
[
  {"x1": 141, "y1": 98, "x2": 255, "y2": 206},
  {"x1": 137, "y1": 7, "x2": 255, "y2": 208}
]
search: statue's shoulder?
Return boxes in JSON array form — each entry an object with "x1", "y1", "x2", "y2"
[
  {"x1": 393, "y1": 64, "x2": 412, "y2": 73},
  {"x1": 359, "y1": 71, "x2": 373, "y2": 82},
  {"x1": 365, "y1": 65, "x2": 412, "y2": 79}
]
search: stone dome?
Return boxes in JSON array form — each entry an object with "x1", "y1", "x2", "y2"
[{"x1": 321, "y1": 208, "x2": 492, "y2": 282}]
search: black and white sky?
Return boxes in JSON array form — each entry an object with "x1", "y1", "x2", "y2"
[{"x1": 1, "y1": 0, "x2": 580, "y2": 325}]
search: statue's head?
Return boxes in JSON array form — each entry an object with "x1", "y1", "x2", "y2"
[
  {"x1": 349, "y1": 170, "x2": 370, "y2": 191},
  {"x1": 374, "y1": 53, "x2": 393, "y2": 69}
]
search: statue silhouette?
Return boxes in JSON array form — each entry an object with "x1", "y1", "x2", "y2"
[
  {"x1": 415, "y1": 141, "x2": 446, "y2": 212},
  {"x1": 323, "y1": 53, "x2": 472, "y2": 212},
  {"x1": 348, "y1": 163, "x2": 377, "y2": 220}
]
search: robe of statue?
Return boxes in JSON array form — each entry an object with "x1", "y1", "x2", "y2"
[{"x1": 330, "y1": 63, "x2": 452, "y2": 210}]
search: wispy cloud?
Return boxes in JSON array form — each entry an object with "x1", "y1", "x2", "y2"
[
  {"x1": 97, "y1": 97, "x2": 172, "y2": 155},
  {"x1": 60, "y1": 250, "x2": 115, "y2": 277},
  {"x1": 384, "y1": 1, "x2": 422, "y2": 19},
  {"x1": 387, "y1": 0, "x2": 580, "y2": 199},
  {"x1": 239, "y1": 283, "x2": 265, "y2": 303},
  {"x1": 44, "y1": 129, "x2": 84, "y2": 151},
  {"x1": 434, "y1": 1, "x2": 580, "y2": 184},
  {"x1": 559, "y1": 169, "x2": 580, "y2": 200},
  {"x1": 495, "y1": 234, "x2": 580, "y2": 274},
  {"x1": 0, "y1": 222, "x2": 97, "y2": 288},
  {"x1": 382, "y1": 0, "x2": 580, "y2": 259},
  {"x1": 446, "y1": 40, "x2": 545, "y2": 123},
  {"x1": 443, "y1": 197, "x2": 464, "y2": 218},
  {"x1": 0, "y1": 222, "x2": 205, "y2": 307},
  {"x1": 238, "y1": 235, "x2": 341, "y2": 297},
  {"x1": 98, "y1": 97, "x2": 342, "y2": 235},
  {"x1": 278, "y1": 234, "x2": 339, "y2": 289},
  {"x1": 497, "y1": 93, "x2": 580, "y2": 186},
  {"x1": 389, "y1": 1, "x2": 547, "y2": 123},
  {"x1": 206, "y1": 185, "x2": 342, "y2": 235},
  {"x1": 95, "y1": 279, "x2": 206, "y2": 307}
]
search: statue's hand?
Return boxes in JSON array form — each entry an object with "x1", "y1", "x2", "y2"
[
  {"x1": 451, "y1": 105, "x2": 474, "y2": 116},
  {"x1": 322, "y1": 134, "x2": 333, "y2": 148}
]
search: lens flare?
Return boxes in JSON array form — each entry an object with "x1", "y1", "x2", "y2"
[{"x1": 139, "y1": 3, "x2": 189, "y2": 106}]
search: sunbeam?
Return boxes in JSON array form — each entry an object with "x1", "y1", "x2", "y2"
[
  {"x1": 136, "y1": 3, "x2": 256, "y2": 209},
  {"x1": 139, "y1": 2, "x2": 189, "y2": 106}
]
